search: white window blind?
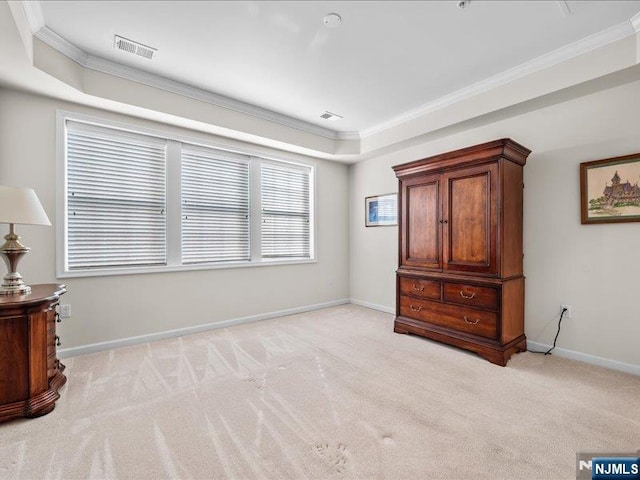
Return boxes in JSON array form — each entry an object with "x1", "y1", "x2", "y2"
[
  {"x1": 65, "y1": 122, "x2": 167, "y2": 270},
  {"x1": 261, "y1": 163, "x2": 311, "y2": 258},
  {"x1": 181, "y1": 147, "x2": 250, "y2": 263}
]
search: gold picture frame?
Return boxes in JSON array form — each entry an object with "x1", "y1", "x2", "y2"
[{"x1": 580, "y1": 152, "x2": 640, "y2": 224}]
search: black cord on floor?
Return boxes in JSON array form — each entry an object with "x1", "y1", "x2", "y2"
[{"x1": 530, "y1": 308, "x2": 568, "y2": 355}]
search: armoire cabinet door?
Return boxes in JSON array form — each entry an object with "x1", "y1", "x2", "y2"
[
  {"x1": 442, "y1": 163, "x2": 498, "y2": 275},
  {"x1": 401, "y1": 174, "x2": 442, "y2": 270}
]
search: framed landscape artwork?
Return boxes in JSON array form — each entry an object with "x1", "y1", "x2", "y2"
[
  {"x1": 580, "y1": 152, "x2": 640, "y2": 224},
  {"x1": 365, "y1": 193, "x2": 397, "y2": 227}
]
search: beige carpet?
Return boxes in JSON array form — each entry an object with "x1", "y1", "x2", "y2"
[{"x1": 1, "y1": 304, "x2": 638, "y2": 480}]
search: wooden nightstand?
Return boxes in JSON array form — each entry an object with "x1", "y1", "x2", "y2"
[{"x1": 0, "y1": 284, "x2": 67, "y2": 422}]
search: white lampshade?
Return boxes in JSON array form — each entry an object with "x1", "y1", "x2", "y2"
[{"x1": 0, "y1": 186, "x2": 51, "y2": 226}]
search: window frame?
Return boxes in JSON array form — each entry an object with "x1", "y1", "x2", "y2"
[
  {"x1": 260, "y1": 159, "x2": 313, "y2": 259},
  {"x1": 64, "y1": 121, "x2": 169, "y2": 271},
  {"x1": 181, "y1": 145, "x2": 251, "y2": 265},
  {"x1": 56, "y1": 110, "x2": 316, "y2": 278}
]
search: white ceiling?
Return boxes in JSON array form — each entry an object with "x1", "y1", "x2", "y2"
[{"x1": 33, "y1": 0, "x2": 640, "y2": 135}]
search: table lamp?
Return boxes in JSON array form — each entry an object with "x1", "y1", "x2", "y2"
[{"x1": 0, "y1": 186, "x2": 51, "y2": 295}]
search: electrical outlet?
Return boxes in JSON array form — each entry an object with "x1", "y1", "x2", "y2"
[
  {"x1": 60, "y1": 304, "x2": 71, "y2": 318},
  {"x1": 560, "y1": 304, "x2": 572, "y2": 319}
]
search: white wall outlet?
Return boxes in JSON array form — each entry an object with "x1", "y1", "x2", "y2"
[
  {"x1": 60, "y1": 304, "x2": 71, "y2": 318},
  {"x1": 560, "y1": 304, "x2": 572, "y2": 319}
]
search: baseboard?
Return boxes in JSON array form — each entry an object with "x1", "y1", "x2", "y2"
[
  {"x1": 58, "y1": 298, "x2": 350, "y2": 359},
  {"x1": 349, "y1": 298, "x2": 395, "y2": 315},
  {"x1": 527, "y1": 341, "x2": 640, "y2": 376}
]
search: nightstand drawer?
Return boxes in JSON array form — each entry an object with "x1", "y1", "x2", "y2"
[
  {"x1": 443, "y1": 282, "x2": 498, "y2": 310},
  {"x1": 399, "y1": 296, "x2": 497, "y2": 339},
  {"x1": 399, "y1": 276, "x2": 441, "y2": 301}
]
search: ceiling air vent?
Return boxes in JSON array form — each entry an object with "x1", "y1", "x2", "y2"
[
  {"x1": 320, "y1": 111, "x2": 343, "y2": 121},
  {"x1": 114, "y1": 35, "x2": 157, "y2": 59}
]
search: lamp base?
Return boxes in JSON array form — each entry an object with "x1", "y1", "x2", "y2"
[
  {"x1": 0, "y1": 225, "x2": 32, "y2": 296},
  {"x1": 0, "y1": 285, "x2": 31, "y2": 295},
  {"x1": 0, "y1": 273, "x2": 31, "y2": 295}
]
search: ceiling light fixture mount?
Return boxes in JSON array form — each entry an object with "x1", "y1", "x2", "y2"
[
  {"x1": 320, "y1": 111, "x2": 343, "y2": 121},
  {"x1": 323, "y1": 13, "x2": 342, "y2": 28},
  {"x1": 457, "y1": 0, "x2": 471, "y2": 9}
]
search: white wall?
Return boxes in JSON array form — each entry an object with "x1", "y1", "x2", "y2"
[
  {"x1": 2, "y1": 76, "x2": 639, "y2": 370},
  {"x1": 0, "y1": 88, "x2": 350, "y2": 350},
  {"x1": 350, "y1": 79, "x2": 640, "y2": 368}
]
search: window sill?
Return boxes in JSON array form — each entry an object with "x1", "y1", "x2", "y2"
[{"x1": 56, "y1": 258, "x2": 317, "y2": 279}]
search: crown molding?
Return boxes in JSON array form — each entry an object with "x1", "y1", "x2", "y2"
[
  {"x1": 19, "y1": 1, "x2": 638, "y2": 146},
  {"x1": 20, "y1": 0, "x2": 44, "y2": 33},
  {"x1": 631, "y1": 12, "x2": 640, "y2": 34},
  {"x1": 34, "y1": 25, "x2": 88, "y2": 65},
  {"x1": 29, "y1": 24, "x2": 360, "y2": 142},
  {"x1": 78, "y1": 49, "x2": 342, "y2": 139},
  {"x1": 360, "y1": 19, "x2": 636, "y2": 138},
  {"x1": 335, "y1": 131, "x2": 361, "y2": 141}
]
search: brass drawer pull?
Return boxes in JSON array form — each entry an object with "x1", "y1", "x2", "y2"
[
  {"x1": 464, "y1": 316, "x2": 480, "y2": 325},
  {"x1": 459, "y1": 290, "x2": 476, "y2": 299},
  {"x1": 409, "y1": 305, "x2": 422, "y2": 312},
  {"x1": 412, "y1": 283, "x2": 425, "y2": 292},
  {"x1": 55, "y1": 336, "x2": 61, "y2": 347}
]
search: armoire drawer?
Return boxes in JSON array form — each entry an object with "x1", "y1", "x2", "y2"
[
  {"x1": 399, "y1": 296, "x2": 497, "y2": 339},
  {"x1": 399, "y1": 276, "x2": 441, "y2": 301},
  {"x1": 443, "y1": 282, "x2": 498, "y2": 310}
]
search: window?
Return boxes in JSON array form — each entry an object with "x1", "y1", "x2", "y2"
[
  {"x1": 181, "y1": 148, "x2": 250, "y2": 264},
  {"x1": 261, "y1": 163, "x2": 311, "y2": 258},
  {"x1": 59, "y1": 114, "x2": 314, "y2": 276},
  {"x1": 65, "y1": 122, "x2": 167, "y2": 270}
]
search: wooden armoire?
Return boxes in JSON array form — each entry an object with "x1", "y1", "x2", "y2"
[{"x1": 393, "y1": 139, "x2": 530, "y2": 366}]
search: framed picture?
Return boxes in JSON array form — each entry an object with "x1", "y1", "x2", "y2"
[
  {"x1": 580, "y1": 152, "x2": 640, "y2": 224},
  {"x1": 365, "y1": 193, "x2": 397, "y2": 227}
]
